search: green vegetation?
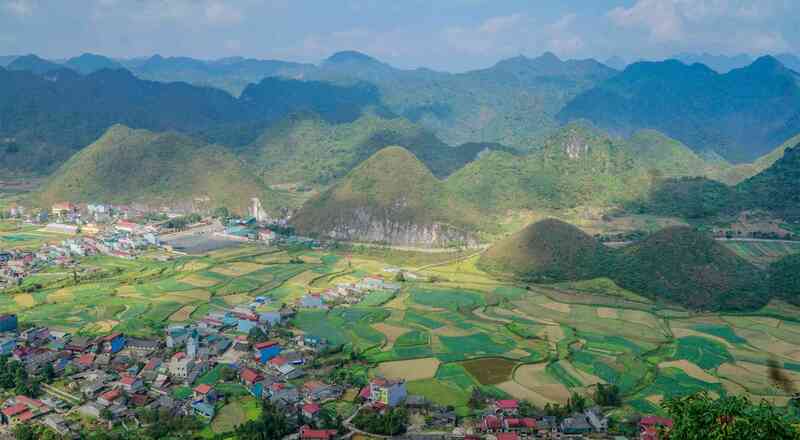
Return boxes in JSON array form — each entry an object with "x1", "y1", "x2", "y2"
[
  {"x1": 662, "y1": 392, "x2": 800, "y2": 439},
  {"x1": 35, "y1": 125, "x2": 290, "y2": 214},
  {"x1": 559, "y1": 56, "x2": 800, "y2": 162},
  {"x1": 478, "y1": 218, "x2": 610, "y2": 282},
  {"x1": 291, "y1": 146, "x2": 483, "y2": 246},
  {"x1": 613, "y1": 226, "x2": 767, "y2": 310}
]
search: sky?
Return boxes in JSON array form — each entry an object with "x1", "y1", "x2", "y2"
[{"x1": 1, "y1": 0, "x2": 798, "y2": 72}]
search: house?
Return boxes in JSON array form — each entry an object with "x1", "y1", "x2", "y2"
[
  {"x1": 480, "y1": 415, "x2": 502, "y2": 433},
  {"x1": 127, "y1": 338, "x2": 160, "y2": 356},
  {"x1": 192, "y1": 401, "x2": 216, "y2": 419},
  {"x1": 495, "y1": 399, "x2": 519, "y2": 415},
  {"x1": 299, "y1": 294, "x2": 326, "y2": 309},
  {"x1": 98, "y1": 388, "x2": 123, "y2": 407},
  {"x1": 0, "y1": 313, "x2": 17, "y2": 332},
  {"x1": 2, "y1": 403, "x2": 32, "y2": 426},
  {"x1": 193, "y1": 384, "x2": 218, "y2": 403},
  {"x1": 241, "y1": 367, "x2": 263, "y2": 387},
  {"x1": 0, "y1": 337, "x2": 16, "y2": 356},
  {"x1": 302, "y1": 403, "x2": 321, "y2": 419},
  {"x1": 77, "y1": 353, "x2": 95, "y2": 369},
  {"x1": 100, "y1": 333, "x2": 126, "y2": 353},
  {"x1": 51, "y1": 202, "x2": 76, "y2": 217},
  {"x1": 301, "y1": 335, "x2": 327, "y2": 350},
  {"x1": 66, "y1": 335, "x2": 95, "y2": 353},
  {"x1": 300, "y1": 425, "x2": 337, "y2": 440},
  {"x1": 270, "y1": 383, "x2": 300, "y2": 407},
  {"x1": 585, "y1": 406, "x2": 609, "y2": 432},
  {"x1": 42, "y1": 414, "x2": 70, "y2": 436},
  {"x1": 166, "y1": 325, "x2": 189, "y2": 348},
  {"x1": 367, "y1": 378, "x2": 407, "y2": 407},
  {"x1": 120, "y1": 376, "x2": 143, "y2": 393},
  {"x1": 238, "y1": 318, "x2": 259, "y2": 333},
  {"x1": 168, "y1": 352, "x2": 195, "y2": 380},
  {"x1": 254, "y1": 340, "x2": 281, "y2": 363},
  {"x1": 504, "y1": 418, "x2": 537, "y2": 433},
  {"x1": 640, "y1": 416, "x2": 673, "y2": 440},
  {"x1": 560, "y1": 413, "x2": 594, "y2": 435}
]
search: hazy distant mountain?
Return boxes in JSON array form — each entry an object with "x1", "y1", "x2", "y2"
[
  {"x1": 559, "y1": 56, "x2": 800, "y2": 162},
  {"x1": 0, "y1": 66, "x2": 382, "y2": 173},
  {"x1": 6, "y1": 54, "x2": 64, "y2": 75},
  {"x1": 309, "y1": 51, "x2": 618, "y2": 151},
  {"x1": 604, "y1": 56, "x2": 628, "y2": 70},
  {"x1": 65, "y1": 53, "x2": 123, "y2": 74},
  {"x1": 776, "y1": 53, "x2": 800, "y2": 72},
  {"x1": 0, "y1": 56, "x2": 17, "y2": 67},
  {"x1": 119, "y1": 54, "x2": 315, "y2": 96},
  {"x1": 673, "y1": 53, "x2": 753, "y2": 73}
]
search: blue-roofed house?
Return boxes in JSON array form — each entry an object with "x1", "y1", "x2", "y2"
[
  {"x1": 254, "y1": 341, "x2": 281, "y2": 363},
  {"x1": 0, "y1": 314, "x2": 18, "y2": 332}
]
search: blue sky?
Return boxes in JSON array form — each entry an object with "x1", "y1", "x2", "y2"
[{"x1": 1, "y1": 0, "x2": 797, "y2": 71}]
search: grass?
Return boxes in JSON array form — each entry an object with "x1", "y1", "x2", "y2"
[
  {"x1": 674, "y1": 336, "x2": 732, "y2": 370},
  {"x1": 461, "y1": 358, "x2": 517, "y2": 385}
]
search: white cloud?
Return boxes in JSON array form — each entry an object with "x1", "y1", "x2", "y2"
[
  {"x1": 607, "y1": 0, "x2": 792, "y2": 54},
  {"x1": 608, "y1": 0, "x2": 685, "y2": 42},
  {"x1": 443, "y1": 13, "x2": 533, "y2": 56},
  {"x1": 204, "y1": 1, "x2": 243, "y2": 26},
  {"x1": 3, "y1": 0, "x2": 34, "y2": 17},
  {"x1": 545, "y1": 13, "x2": 584, "y2": 56}
]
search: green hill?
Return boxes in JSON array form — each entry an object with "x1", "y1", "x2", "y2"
[
  {"x1": 478, "y1": 219, "x2": 609, "y2": 282},
  {"x1": 243, "y1": 112, "x2": 513, "y2": 187},
  {"x1": 446, "y1": 123, "x2": 655, "y2": 212},
  {"x1": 769, "y1": 254, "x2": 800, "y2": 306},
  {"x1": 290, "y1": 147, "x2": 479, "y2": 247},
  {"x1": 35, "y1": 125, "x2": 282, "y2": 214},
  {"x1": 736, "y1": 141, "x2": 800, "y2": 220},
  {"x1": 613, "y1": 227, "x2": 766, "y2": 311}
]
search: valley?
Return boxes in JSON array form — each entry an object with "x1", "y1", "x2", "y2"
[{"x1": 2, "y1": 218, "x2": 800, "y2": 423}]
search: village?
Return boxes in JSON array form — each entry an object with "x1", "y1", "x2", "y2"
[
  {"x1": 0, "y1": 200, "x2": 680, "y2": 439},
  {"x1": 0, "y1": 305, "x2": 671, "y2": 440}
]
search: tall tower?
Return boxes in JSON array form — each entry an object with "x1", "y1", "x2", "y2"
[{"x1": 251, "y1": 198, "x2": 263, "y2": 222}]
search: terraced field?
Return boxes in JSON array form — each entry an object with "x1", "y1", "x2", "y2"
[{"x1": 3, "y1": 230, "x2": 800, "y2": 418}]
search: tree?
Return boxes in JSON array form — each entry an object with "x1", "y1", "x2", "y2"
[
  {"x1": 41, "y1": 363, "x2": 56, "y2": 383},
  {"x1": 662, "y1": 392, "x2": 800, "y2": 440},
  {"x1": 100, "y1": 407, "x2": 113, "y2": 421},
  {"x1": 235, "y1": 400, "x2": 291, "y2": 440},
  {"x1": 213, "y1": 207, "x2": 230, "y2": 219},
  {"x1": 567, "y1": 392, "x2": 587, "y2": 413},
  {"x1": 247, "y1": 327, "x2": 268, "y2": 344},
  {"x1": 594, "y1": 383, "x2": 621, "y2": 407}
]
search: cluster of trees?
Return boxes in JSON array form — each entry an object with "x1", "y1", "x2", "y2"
[
  {"x1": 163, "y1": 213, "x2": 203, "y2": 231},
  {"x1": 593, "y1": 384, "x2": 621, "y2": 407},
  {"x1": 663, "y1": 392, "x2": 800, "y2": 439},
  {"x1": 352, "y1": 407, "x2": 408, "y2": 436},
  {"x1": 233, "y1": 400, "x2": 293, "y2": 440},
  {"x1": 0, "y1": 356, "x2": 42, "y2": 397}
]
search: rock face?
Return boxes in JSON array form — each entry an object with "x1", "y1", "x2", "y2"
[
  {"x1": 290, "y1": 146, "x2": 482, "y2": 248},
  {"x1": 318, "y1": 208, "x2": 478, "y2": 248}
]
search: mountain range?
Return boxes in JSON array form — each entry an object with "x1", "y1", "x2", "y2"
[{"x1": 559, "y1": 56, "x2": 800, "y2": 162}]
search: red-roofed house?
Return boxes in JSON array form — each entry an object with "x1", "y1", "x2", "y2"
[
  {"x1": 505, "y1": 417, "x2": 537, "y2": 433},
  {"x1": 269, "y1": 356, "x2": 288, "y2": 367},
  {"x1": 193, "y1": 384, "x2": 218, "y2": 403},
  {"x1": 300, "y1": 425, "x2": 337, "y2": 440},
  {"x1": 120, "y1": 375, "x2": 143, "y2": 393},
  {"x1": 240, "y1": 367, "x2": 263, "y2": 386},
  {"x1": 496, "y1": 432, "x2": 519, "y2": 440},
  {"x1": 98, "y1": 388, "x2": 122, "y2": 406},
  {"x1": 640, "y1": 416, "x2": 673, "y2": 440},
  {"x1": 480, "y1": 415, "x2": 502, "y2": 433},
  {"x1": 495, "y1": 399, "x2": 519, "y2": 414},
  {"x1": 77, "y1": 353, "x2": 95, "y2": 368},
  {"x1": 302, "y1": 403, "x2": 321, "y2": 419}
]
